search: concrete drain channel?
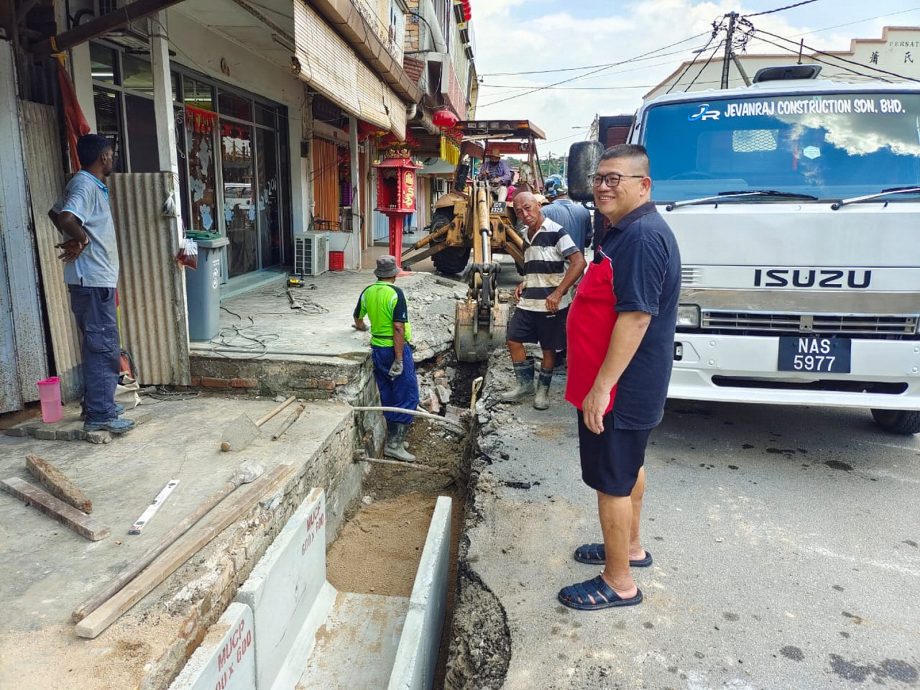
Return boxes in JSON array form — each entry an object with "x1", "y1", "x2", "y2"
[{"x1": 169, "y1": 360, "x2": 489, "y2": 690}]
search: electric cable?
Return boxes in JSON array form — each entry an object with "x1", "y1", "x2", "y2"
[
  {"x1": 748, "y1": 32, "x2": 893, "y2": 82},
  {"x1": 666, "y1": 18, "x2": 726, "y2": 94},
  {"x1": 685, "y1": 40, "x2": 725, "y2": 91},
  {"x1": 798, "y1": 7, "x2": 920, "y2": 37},
  {"x1": 744, "y1": 0, "x2": 820, "y2": 18},
  {"x1": 754, "y1": 28, "x2": 920, "y2": 83},
  {"x1": 478, "y1": 32, "x2": 711, "y2": 108},
  {"x1": 478, "y1": 40, "x2": 708, "y2": 77}
]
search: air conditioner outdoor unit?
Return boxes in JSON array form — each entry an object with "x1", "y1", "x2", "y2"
[
  {"x1": 93, "y1": 0, "x2": 150, "y2": 49},
  {"x1": 294, "y1": 232, "x2": 329, "y2": 276}
]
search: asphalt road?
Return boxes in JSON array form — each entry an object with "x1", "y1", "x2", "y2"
[{"x1": 459, "y1": 355, "x2": 920, "y2": 689}]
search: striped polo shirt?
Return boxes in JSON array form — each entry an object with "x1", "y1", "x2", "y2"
[{"x1": 519, "y1": 217, "x2": 580, "y2": 312}]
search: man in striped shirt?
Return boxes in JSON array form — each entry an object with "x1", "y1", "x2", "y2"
[{"x1": 501, "y1": 192, "x2": 586, "y2": 409}]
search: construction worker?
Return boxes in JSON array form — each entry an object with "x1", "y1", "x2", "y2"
[
  {"x1": 542, "y1": 179, "x2": 593, "y2": 253},
  {"x1": 478, "y1": 151, "x2": 513, "y2": 201},
  {"x1": 352, "y1": 255, "x2": 419, "y2": 462}
]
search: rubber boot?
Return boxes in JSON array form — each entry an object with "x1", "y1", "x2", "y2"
[
  {"x1": 534, "y1": 367, "x2": 553, "y2": 410},
  {"x1": 500, "y1": 358, "x2": 535, "y2": 403},
  {"x1": 385, "y1": 423, "x2": 416, "y2": 462}
]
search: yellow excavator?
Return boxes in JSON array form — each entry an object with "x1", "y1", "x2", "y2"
[{"x1": 400, "y1": 120, "x2": 546, "y2": 361}]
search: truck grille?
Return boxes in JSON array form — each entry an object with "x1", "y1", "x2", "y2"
[{"x1": 700, "y1": 311, "x2": 919, "y2": 337}]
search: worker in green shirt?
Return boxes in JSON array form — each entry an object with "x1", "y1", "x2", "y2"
[{"x1": 353, "y1": 255, "x2": 419, "y2": 462}]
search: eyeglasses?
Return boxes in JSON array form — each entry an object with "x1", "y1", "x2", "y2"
[{"x1": 591, "y1": 173, "x2": 646, "y2": 188}]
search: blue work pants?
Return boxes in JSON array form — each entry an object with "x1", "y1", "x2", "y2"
[
  {"x1": 69, "y1": 285, "x2": 121, "y2": 422},
  {"x1": 371, "y1": 344, "x2": 419, "y2": 425}
]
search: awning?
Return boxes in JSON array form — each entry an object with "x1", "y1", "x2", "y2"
[
  {"x1": 293, "y1": 2, "x2": 407, "y2": 138},
  {"x1": 419, "y1": 158, "x2": 457, "y2": 176}
]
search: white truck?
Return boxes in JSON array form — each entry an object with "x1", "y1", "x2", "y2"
[{"x1": 573, "y1": 66, "x2": 920, "y2": 434}]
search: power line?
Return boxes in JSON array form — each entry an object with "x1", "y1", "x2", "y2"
[
  {"x1": 667, "y1": 17, "x2": 726, "y2": 94},
  {"x1": 687, "y1": 40, "x2": 725, "y2": 90},
  {"x1": 798, "y1": 6, "x2": 920, "y2": 37},
  {"x1": 477, "y1": 32, "x2": 711, "y2": 108},
  {"x1": 748, "y1": 33, "x2": 892, "y2": 82},
  {"x1": 478, "y1": 40, "x2": 707, "y2": 77},
  {"x1": 754, "y1": 28, "x2": 920, "y2": 83},
  {"x1": 744, "y1": 0, "x2": 820, "y2": 18}
]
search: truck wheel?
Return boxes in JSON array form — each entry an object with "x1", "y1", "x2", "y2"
[
  {"x1": 429, "y1": 208, "x2": 454, "y2": 241},
  {"x1": 870, "y1": 409, "x2": 920, "y2": 435},
  {"x1": 433, "y1": 246, "x2": 471, "y2": 275}
]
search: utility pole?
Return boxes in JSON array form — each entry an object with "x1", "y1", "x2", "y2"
[{"x1": 721, "y1": 11, "x2": 737, "y2": 89}]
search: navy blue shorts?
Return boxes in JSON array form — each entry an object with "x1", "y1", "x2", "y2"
[
  {"x1": 577, "y1": 410, "x2": 651, "y2": 496},
  {"x1": 507, "y1": 306, "x2": 568, "y2": 351}
]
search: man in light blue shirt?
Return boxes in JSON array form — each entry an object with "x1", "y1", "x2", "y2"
[
  {"x1": 49, "y1": 134, "x2": 134, "y2": 434},
  {"x1": 541, "y1": 183, "x2": 593, "y2": 253}
]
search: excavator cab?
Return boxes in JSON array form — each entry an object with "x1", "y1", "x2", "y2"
[{"x1": 401, "y1": 120, "x2": 546, "y2": 361}]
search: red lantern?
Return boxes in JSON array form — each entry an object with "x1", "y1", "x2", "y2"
[
  {"x1": 432, "y1": 108, "x2": 459, "y2": 130},
  {"x1": 462, "y1": 0, "x2": 471, "y2": 21}
]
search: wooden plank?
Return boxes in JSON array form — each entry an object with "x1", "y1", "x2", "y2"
[
  {"x1": 75, "y1": 463, "x2": 295, "y2": 639},
  {"x1": 1, "y1": 477, "x2": 110, "y2": 541},
  {"x1": 25, "y1": 454, "x2": 93, "y2": 513}
]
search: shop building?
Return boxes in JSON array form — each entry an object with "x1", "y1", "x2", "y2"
[{"x1": 0, "y1": 0, "x2": 431, "y2": 413}]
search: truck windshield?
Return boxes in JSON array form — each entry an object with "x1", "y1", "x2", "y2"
[{"x1": 642, "y1": 92, "x2": 920, "y2": 202}]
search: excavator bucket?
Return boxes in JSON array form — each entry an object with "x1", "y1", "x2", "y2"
[{"x1": 454, "y1": 299, "x2": 509, "y2": 362}]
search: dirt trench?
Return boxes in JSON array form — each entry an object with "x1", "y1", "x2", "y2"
[{"x1": 325, "y1": 354, "x2": 504, "y2": 687}]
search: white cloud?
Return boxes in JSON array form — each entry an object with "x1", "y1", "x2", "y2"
[{"x1": 470, "y1": 0, "x2": 870, "y2": 156}]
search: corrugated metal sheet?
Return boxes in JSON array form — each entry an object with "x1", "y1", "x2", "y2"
[
  {"x1": 21, "y1": 101, "x2": 84, "y2": 403},
  {"x1": 0, "y1": 43, "x2": 49, "y2": 413},
  {"x1": 109, "y1": 173, "x2": 190, "y2": 386}
]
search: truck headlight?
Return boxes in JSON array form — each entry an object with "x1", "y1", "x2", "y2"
[{"x1": 677, "y1": 304, "x2": 700, "y2": 328}]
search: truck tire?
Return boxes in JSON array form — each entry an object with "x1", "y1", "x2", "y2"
[
  {"x1": 870, "y1": 409, "x2": 920, "y2": 435},
  {"x1": 430, "y1": 208, "x2": 454, "y2": 239},
  {"x1": 433, "y1": 246, "x2": 471, "y2": 275}
]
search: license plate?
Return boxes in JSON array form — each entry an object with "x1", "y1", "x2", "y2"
[
  {"x1": 491, "y1": 202, "x2": 507, "y2": 214},
  {"x1": 777, "y1": 337, "x2": 851, "y2": 373}
]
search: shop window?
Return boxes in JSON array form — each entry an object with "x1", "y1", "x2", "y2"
[
  {"x1": 256, "y1": 128, "x2": 281, "y2": 267},
  {"x1": 92, "y1": 88, "x2": 125, "y2": 172},
  {"x1": 186, "y1": 108, "x2": 218, "y2": 234},
  {"x1": 218, "y1": 90, "x2": 252, "y2": 121},
  {"x1": 121, "y1": 54, "x2": 154, "y2": 95},
  {"x1": 185, "y1": 78, "x2": 214, "y2": 111},
  {"x1": 90, "y1": 44, "x2": 118, "y2": 85},
  {"x1": 221, "y1": 121, "x2": 257, "y2": 277},
  {"x1": 254, "y1": 101, "x2": 277, "y2": 128},
  {"x1": 125, "y1": 94, "x2": 159, "y2": 172}
]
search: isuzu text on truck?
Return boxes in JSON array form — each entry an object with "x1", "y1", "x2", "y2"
[{"x1": 572, "y1": 66, "x2": 920, "y2": 434}]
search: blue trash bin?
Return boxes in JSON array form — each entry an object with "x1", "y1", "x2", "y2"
[{"x1": 185, "y1": 236, "x2": 229, "y2": 341}]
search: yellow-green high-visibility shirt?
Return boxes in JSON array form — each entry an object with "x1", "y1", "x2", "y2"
[{"x1": 353, "y1": 281, "x2": 413, "y2": 347}]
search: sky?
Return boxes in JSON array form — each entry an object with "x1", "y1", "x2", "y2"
[{"x1": 470, "y1": 0, "x2": 920, "y2": 157}]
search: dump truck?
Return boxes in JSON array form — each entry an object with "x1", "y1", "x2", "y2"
[{"x1": 570, "y1": 65, "x2": 920, "y2": 434}]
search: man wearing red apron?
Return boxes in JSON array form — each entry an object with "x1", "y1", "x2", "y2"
[{"x1": 560, "y1": 144, "x2": 681, "y2": 610}]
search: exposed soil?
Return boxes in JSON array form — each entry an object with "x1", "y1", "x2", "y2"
[{"x1": 325, "y1": 357, "x2": 481, "y2": 688}]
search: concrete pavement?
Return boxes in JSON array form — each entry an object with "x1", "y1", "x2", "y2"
[{"x1": 448, "y1": 350, "x2": 920, "y2": 689}]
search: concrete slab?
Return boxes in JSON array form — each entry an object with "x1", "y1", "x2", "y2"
[
  {"x1": 236, "y1": 488, "x2": 335, "y2": 690},
  {"x1": 447, "y1": 350, "x2": 920, "y2": 689},
  {"x1": 0, "y1": 395, "x2": 355, "y2": 689},
  {"x1": 168, "y1": 602, "x2": 255, "y2": 690},
  {"x1": 189, "y1": 269, "x2": 464, "y2": 365},
  {"x1": 389, "y1": 496, "x2": 452, "y2": 690},
  {"x1": 299, "y1": 591, "x2": 410, "y2": 690}
]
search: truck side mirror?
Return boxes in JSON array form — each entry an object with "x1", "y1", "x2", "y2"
[{"x1": 567, "y1": 141, "x2": 605, "y2": 203}]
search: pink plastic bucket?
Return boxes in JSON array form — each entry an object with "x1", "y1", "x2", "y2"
[{"x1": 36, "y1": 376, "x2": 63, "y2": 424}]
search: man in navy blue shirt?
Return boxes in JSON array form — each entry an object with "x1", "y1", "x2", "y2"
[{"x1": 560, "y1": 144, "x2": 681, "y2": 610}]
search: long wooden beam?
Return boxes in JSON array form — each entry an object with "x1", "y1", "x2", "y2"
[{"x1": 30, "y1": 0, "x2": 185, "y2": 55}]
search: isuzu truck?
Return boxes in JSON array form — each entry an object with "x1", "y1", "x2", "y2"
[{"x1": 574, "y1": 66, "x2": 920, "y2": 434}]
